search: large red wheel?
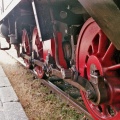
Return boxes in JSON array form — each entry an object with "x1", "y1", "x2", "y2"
[
  {"x1": 32, "y1": 27, "x2": 45, "y2": 79},
  {"x1": 22, "y1": 29, "x2": 31, "y2": 68},
  {"x1": 76, "y1": 18, "x2": 120, "y2": 120}
]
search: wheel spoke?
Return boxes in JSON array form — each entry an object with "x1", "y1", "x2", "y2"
[
  {"x1": 91, "y1": 38, "x2": 99, "y2": 54},
  {"x1": 91, "y1": 44, "x2": 95, "y2": 54},
  {"x1": 112, "y1": 104, "x2": 120, "y2": 113},
  {"x1": 97, "y1": 31, "x2": 108, "y2": 56},
  {"x1": 32, "y1": 27, "x2": 44, "y2": 79},
  {"x1": 104, "y1": 64, "x2": 120, "y2": 72},
  {"x1": 22, "y1": 29, "x2": 31, "y2": 68},
  {"x1": 102, "y1": 43, "x2": 116, "y2": 63},
  {"x1": 88, "y1": 45, "x2": 93, "y2": 55},
  {"x1": 101, "y1": 105, "x2": 109, "y2": 116}
]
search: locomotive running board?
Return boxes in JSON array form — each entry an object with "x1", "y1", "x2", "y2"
[{"x1": 78, "y1": 0, "x2": 120, "y2": 50}]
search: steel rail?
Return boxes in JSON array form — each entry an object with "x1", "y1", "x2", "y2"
[{"x1": 5, "y1": 50, "x2": 93, "y2": 120}]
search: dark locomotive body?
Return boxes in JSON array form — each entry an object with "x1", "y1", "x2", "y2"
[{"x1": 1, "y1": 0, "x2": 120, "y2": 120}]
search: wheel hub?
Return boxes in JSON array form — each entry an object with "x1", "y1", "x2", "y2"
[{"x1": 87, "y1": 55, "x2": 103, "y2": 79}]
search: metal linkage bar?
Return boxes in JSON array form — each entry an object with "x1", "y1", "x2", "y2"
[
  {"x1": 20, "y1": 53, "x2": 95, "y2": 96},
  {"x1": 32, "y1": 0, "x2": 42, "y2": 41}
]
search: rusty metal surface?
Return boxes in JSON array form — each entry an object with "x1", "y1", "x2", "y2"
[{"x1": 78, "y1": 0, "x2": 120, "y2": 50}]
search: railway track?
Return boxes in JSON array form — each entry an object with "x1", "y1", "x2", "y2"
[{"x1": 5, "y1": 46, "x2": 93, "y2": 120}]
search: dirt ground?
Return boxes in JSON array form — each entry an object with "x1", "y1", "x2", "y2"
[{"x1": 0, "y1": 50, "x2": 85, "y2": 120}]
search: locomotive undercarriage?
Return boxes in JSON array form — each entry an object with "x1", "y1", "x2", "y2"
[{"x1": 0, "y1": 0, "x2": 120, "y2": 120}]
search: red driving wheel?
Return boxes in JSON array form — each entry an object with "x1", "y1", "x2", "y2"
[
  {"x1": 22, "y1": 29, "x2": 31, "y2": 68},
  {"x1": 32, "y1": 27, "x2": 45, "y2": 79},
  {"x1": 76, "y1": 18, "x2": 120, "y2": 120}
]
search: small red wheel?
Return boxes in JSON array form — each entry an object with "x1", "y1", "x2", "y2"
[
  {"x1": 32, "y1": 27, "x2": 45, "y2": 79},
  {"x1": 22, "y1": 29, "x2": 32, "y2": 68},
  {"x1": 76, "y1": 18, "x2": 120, "y2": 120},
  {"x1": 34, "y1": 66, "x2": 45, "y2": 78}
]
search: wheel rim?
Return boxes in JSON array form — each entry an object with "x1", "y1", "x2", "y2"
[
  {"x1": 22, "y1": 29, "x2": 31, "y2": 68},
  {"x1": 32, "y1": 27, "x2": 45, "y2": 78},
  {"x1": 76, "y1": 18, "x2": 120, "y2": 120}
]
